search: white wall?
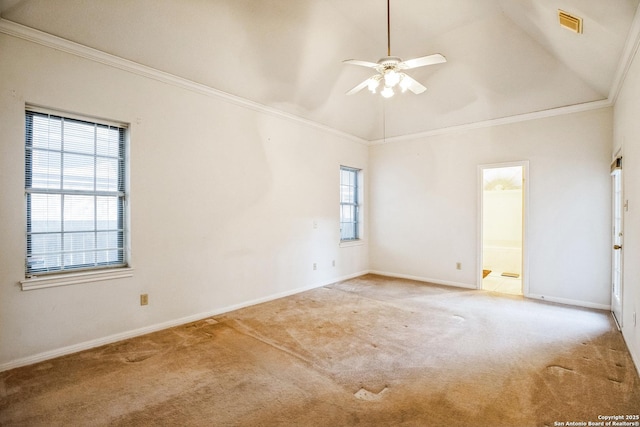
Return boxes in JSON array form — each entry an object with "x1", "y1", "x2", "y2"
[
  {"x1": 369, "y1": 108, "x2": 613, "y2": 307},
  {"x1": 0, "y1": 33, "x2": 368, "y2": 369},
  {"x1": 613, "y1": 40, "x2": 640, "y2": 373}
]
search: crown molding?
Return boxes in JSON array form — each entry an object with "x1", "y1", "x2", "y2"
[
  {"x1": 0, "y1": 18, "x2": 368, "y2": 146},
  {"x1": 369, "y1": 99, "x2": 613, "y2": 145}
]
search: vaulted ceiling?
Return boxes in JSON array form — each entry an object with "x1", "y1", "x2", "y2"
[{"x1": 1, "y1": 0, "x2": 639, "y2": 141}]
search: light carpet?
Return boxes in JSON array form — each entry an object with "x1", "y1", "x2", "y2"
[{"x1": 1, "y1": 274, "x2": 639, "y2": 426}]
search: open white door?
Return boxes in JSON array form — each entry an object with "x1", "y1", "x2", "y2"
[{"x1": 611, "y1": 157, "x2": 623, "y2": 328}]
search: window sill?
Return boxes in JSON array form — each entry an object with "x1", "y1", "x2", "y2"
[
  {"x1": 20, "y1": 267, "x2": 134, "y2": 291},
  {"x1": 340, "y1": 239, "x2": 365, "y2": 248}
]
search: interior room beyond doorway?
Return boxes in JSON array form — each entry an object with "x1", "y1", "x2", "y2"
[{"x1": 481, "y1": 164, "x2": 524, "y2": 296}]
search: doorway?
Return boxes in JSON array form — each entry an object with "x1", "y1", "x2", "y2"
[
  {"x1": 479, "y1": 162, "x2": 528, "y2": 295},
  {"x1": 611, "y1": 157, "x2": 623, "y2": 328}
]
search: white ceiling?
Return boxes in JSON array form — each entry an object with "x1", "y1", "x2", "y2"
[{"x1": 1, "y1": 0, "x2": 639, "y2": 141}]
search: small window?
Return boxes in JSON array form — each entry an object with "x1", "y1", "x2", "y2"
[
  {"x1": 25, "y1": 108, "x2": 128, "y2": 275},
  {"x1": 340, "y1": 166, "x2": 360, "y2": 241}
]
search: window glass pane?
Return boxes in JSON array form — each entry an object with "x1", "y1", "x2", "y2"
[
  {"x1": 30, "y1": 233, "x2": 61, "y2": 255},
  {"x1": 29, "y1": 234, "x2": 62, "y2": 272},
  {"x1": 28, "y1": 253, "x2": 62, "y2": 272},
  {"x1": 64, "y1": 232, "x2": 95, "y2": 253},
  {"x1": 96, "y1": 157, "x2": 119, "y2": 192},
  {"x1": 96, "y1": 249, "x2": 120, "y2": 264},
  {"x1": 97, "y1": 196, "x2": 119, "y2": 230},
  {"x1": 341, "y1": 205, "x2": 353, "y2": 221},
  {"x1": 96, "y1": 126, "x2": 121, "y2": 157},
  {"x1": 63, "y1": 119, "x2": 95, "y2": 155},
  {"x1": 63, "y1": 153, "x2": 95, "y2": 191},
  {"x1": 30, "y1": 194, "x2": 61, "y2": 232},
  {"x1": 340, "y1": 185, "x2": 353, "y2": 204},
  {"x1": 97, "y1": 231, "x2": 119, "y2": 250},
  {"x1": 64, "y1": 195, "x2": 95, "y2": 231},
  {"x1": 64, "y1": 250, "x2": 95, "y2": 268},
  {"x1": 31, "y1": 114, "x2": 62, "y2": 151},
  {"x1": 30, "y1": 149, "x2": 61, "y2": 189},
  {"x1": 340, "y1": 169, "x2": 350, "y2": 186},
  {"x1": 340, "y1": 223, "x2": 354, "y2": 240}
]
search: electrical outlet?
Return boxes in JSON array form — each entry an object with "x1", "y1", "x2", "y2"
[
  {"x1": 140, "y1": 294, "x2": 148, "y2": 306},
  {"x1": 332, "y1": 260, "x2": 336, "y2": 267},
  {"x1": 313, "y1": 263, "x2": 317, "y2": 271},
  {"x1": 456, "y1": 262, "x2": 462, "y2": 270},
  {"x1": 634, "y1": 311, "x2": 637, "y2": 327}
]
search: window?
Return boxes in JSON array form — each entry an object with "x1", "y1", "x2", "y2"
[
  {"x1": 25, "y1": 108, "x2": 128, "y2": 275},
  {"x1": 340, "y1": 166, "x2": 360, "y2": 241}
]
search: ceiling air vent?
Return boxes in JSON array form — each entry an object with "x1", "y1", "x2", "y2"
[{"x1": 558, "y1": 10, "x2": 583, "y2": 34}]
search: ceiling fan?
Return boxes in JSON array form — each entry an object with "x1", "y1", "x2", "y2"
[{"x1": 343, "y1": 0, "x2": 446, "y2": 98}]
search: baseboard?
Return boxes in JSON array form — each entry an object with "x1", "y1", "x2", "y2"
[
  {"x1": 0, "y1": 270, "x2": 369, "y2": 372},
  {"x1": 525, "y1": 293, "x2": 611, "y2": 311},
  {"x1": 368, "y1": 270, "x2": 477, "y2": 290},
  {"x1": 621, "y1": 329, "x2": 640, "y2": 378},
  {"x1": 370, "y1": 271, "x2": 631, "y2": 371},
  {"x1": 632, "y1": 347, "x2": 640, "y2": 378},
  {"x1": 369, "y1": 271, "x2": 613, "y2": 312},
  {"x1": 1, "y1": 270, "x2": 613, "y2": 372}
]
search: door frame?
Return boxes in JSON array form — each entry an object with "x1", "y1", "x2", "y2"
[
  {"x1": 611, "y1": 154, "x2": 624, "y2": 328},
  {"x1": 477, "y1": 161, "x2": 530, "y2": 295}
]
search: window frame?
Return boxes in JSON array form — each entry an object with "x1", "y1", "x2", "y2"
[
  {"x1": 340, "y1": 165, "x2": 362, "y2": 243},
  {"x1": 21, "y1": 106, "x2": 131, "y2": 289}
]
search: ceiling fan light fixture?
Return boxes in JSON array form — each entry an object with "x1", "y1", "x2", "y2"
[
  {"x1": 368, "y1": 77, "x2": 380, "y2": 93},
  {"x1": 381, "y1": 86, "x2": 394, "y2": 98},
  {"x1": 342, "y1": 0, "x2": 446, "y2": 98},
  {"x1": 384, "y1": 69, "x2": 401, "y2": 87}
]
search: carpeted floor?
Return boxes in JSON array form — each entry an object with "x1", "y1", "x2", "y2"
[{"x1": 1, "y1": 274, "x2": 639, "y2": 426}]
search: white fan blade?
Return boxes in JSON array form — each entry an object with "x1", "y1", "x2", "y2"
[
  {"x1": 346, "y1": 77, "x2": 375, "y2": 95},
  {"x1": 399, "y1": 53, "x2": 446, "y2": 70},
  {"x1": 343, "y1": 59, "x2": 380, "y2": 69},
  {"x1": 400, "y1": 74, "x2": 427, "y2": 94}
]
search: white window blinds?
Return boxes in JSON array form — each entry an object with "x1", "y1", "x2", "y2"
[{"x1": 25, "y1": 109, "x2": 127, "y2": 275}]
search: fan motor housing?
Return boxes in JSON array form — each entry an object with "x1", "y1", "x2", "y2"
[{"x1": 378, "y1": 56, "x2": 402, "y2": 67}]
